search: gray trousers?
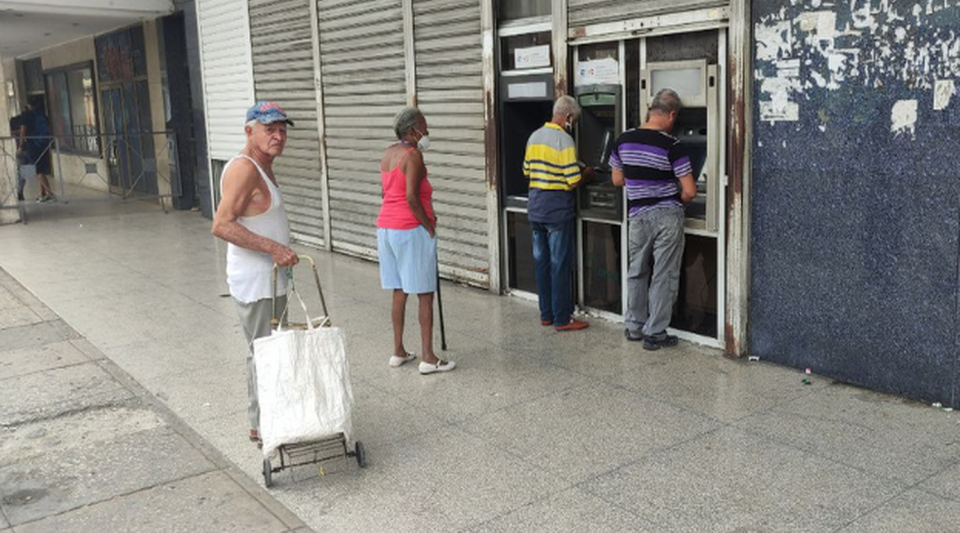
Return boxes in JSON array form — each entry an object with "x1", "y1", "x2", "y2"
[
  {"x1": 625, "y1": 208, "x2": 685, "y2": 338},
  {"x1": 235, "y1": 295, "x2": 286, "y2": 431}
]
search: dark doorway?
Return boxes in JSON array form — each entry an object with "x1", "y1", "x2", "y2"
[{"x1": 161, "y1": 12, "x2": 198, "y2": 210}]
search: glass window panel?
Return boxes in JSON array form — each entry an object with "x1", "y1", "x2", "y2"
[
  {"x1": 136, "y1": 80, "x2": 157, "y2": 194},
  {"x1": 118, "y1": 31, "x2": 134, "y2": 79},
  {"x1": 582, "y1": 221, "x2": 622, "y2": 314},
  {"x1": 66, "y1": 70, "x2": 87, "y2": 131},
  {"x1": 23, "y1": 58, "x2": 44, "y2": 93},
  {"x1": 96, "y1": 33, "x2": 122, "y2": 82},
  {"x1": 575, "y1": 43, "x2": 620, "y2": 87},
  {"x1": 651, "y1": 68, "x2": 703, "y2": 98},
  {"x1": 625, "y1": 39, "x2": 641, "y2": 128},
  {"x1": 646, "y1": 30, "x2": 718, "y2": 64},
  {"x1": 45, "y1": 72, "x2": 73, "y2": 151},
  {"x1": 673, "y1": 234, "x2": 718, "y2": 338},
  {"x1": 499, "y1": 0, "x2": 550, "y2": 20},
  {"x1": 507, "y1": 212, "x2": 538, "y2": 293},
  {"x1": 97, "y1": 27, "x2": 147, "y2": 82},
  {"x1": 131, "y1": 27, "x2": 147, "y2": 78},
  {"x1": 43, "y1": 65, "x2": 98, "y2": 154},
  {"x1": 577, "y1": 42, "x2": 619, "y2": 62},
  {"x1": 500, "y1": 32, "x2": 552, "y2": 71}
]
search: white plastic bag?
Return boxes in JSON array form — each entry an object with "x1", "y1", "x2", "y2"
[{"x1": 254, "y1": 322, "x2": 354, "y2": 459}]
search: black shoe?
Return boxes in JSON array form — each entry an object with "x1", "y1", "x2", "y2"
[
  {"x1": 17, "y1": 193, "x2": 24, "y2": 202},
  {"x1": 643, "y1": 333, "x2": 679, "y2": 351},
  {"x1": 625, "y1": 329, "x2": 644, "y2": 342}
]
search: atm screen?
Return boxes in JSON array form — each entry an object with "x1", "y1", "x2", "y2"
[
  {"x1": 673, "y1": 107, "x2": 709, "y2": 220},
  {"x1": 578, "y1": 100, "x2": 617, "y2": 170},
  {"x1": 673, "y1": 107, "x2": 708, "y2": 180},
  {"x1": 684, "y1": 141, "x2": 707, "y2": 182}
]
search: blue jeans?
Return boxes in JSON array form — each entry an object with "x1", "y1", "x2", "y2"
[{"x1": 530, "y1": 219, "x2": 575, "y2": 326}]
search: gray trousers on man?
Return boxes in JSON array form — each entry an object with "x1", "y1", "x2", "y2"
[
  {"x1": 235, "y1": 295, "x2": 286, "y2": 431},
  {"x1": 625, "y1": 207, "x2": 685, "y2": 338}
]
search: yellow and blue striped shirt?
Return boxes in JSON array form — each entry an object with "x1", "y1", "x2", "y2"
[{"x1": 523, "y1": 122, "x2": 582, "y2": 223}]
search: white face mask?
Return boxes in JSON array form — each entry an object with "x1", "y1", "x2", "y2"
[{"x1": 415, "y1": 130, "x2": 431, "y2": 152}]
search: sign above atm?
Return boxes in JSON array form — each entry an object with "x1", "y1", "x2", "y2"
[
  {"x1": 576, "y1": 58, "x2": 620, "y2": 86},
  {"x1": 514, "y1": 45, "x2": 551, "y2": 69}
]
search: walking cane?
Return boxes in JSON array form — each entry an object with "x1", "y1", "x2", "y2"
[{"x1": 435, "y1": 246, "x2": 448, "y2": 351}]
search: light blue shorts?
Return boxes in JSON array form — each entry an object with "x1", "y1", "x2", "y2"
[{"x1": 377, "y1": 226, "x2": 437, "y2": 294}]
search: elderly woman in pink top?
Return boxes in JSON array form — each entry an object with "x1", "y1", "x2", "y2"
[{"x1": 377, "y1": 107, "x2": 456, "y2": 375}]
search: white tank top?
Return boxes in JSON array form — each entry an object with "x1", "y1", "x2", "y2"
[{"x1": 221, "y1": 154, "x2": 291, "y2": 303}]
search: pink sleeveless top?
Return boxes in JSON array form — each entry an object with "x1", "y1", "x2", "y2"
[{"x1": 377, "y1": 148, "x2": 435, "y2": 230}]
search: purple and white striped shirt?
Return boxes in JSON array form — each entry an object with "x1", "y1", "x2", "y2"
[{"x1": 610, "y1": 128, "x2": 692, "y2": 218}]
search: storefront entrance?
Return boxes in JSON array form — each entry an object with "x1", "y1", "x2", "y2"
[{"x1": 499, "y1": 21, "x2": 727, "y2": 347}]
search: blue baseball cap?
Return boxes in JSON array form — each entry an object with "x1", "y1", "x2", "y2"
[{"x1": 246, "y1": 101, "x2": 294, "y2": 126}]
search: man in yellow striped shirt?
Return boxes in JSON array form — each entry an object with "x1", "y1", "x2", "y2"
[{"x1": 523, "y1": 95, "x2": 590, "y2": 331}]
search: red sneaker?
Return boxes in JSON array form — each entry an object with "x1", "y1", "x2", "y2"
[
  {"x1": 556, "y1": 319, "x2": 589, "y2": 331},
  {"x1": 541, "y1": 319, "x2": 554, "y2": 326}
]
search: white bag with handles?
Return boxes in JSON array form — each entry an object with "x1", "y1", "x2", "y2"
[{"x1": 253, "y1": 278, "x2": 354, "y2": 459}]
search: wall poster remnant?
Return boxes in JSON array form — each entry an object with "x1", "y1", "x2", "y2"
[{"x1": 754, "y1": 0, "x2": 960, "y2": 133}]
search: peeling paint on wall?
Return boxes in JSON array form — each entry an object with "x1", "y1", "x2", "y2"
[
  {"x1": 934, "y1": 78, "x2": 956, "y2": 108},
  {"x1": 754, "y1": 0, "x2": 960, "y2": 131},
  {"x1": 891, "y1": 98, "x2": 919, "y2": 137},
  {"x1": 758, "y1": 59, "x2": 801, "y2": 121},
  {"x1": 751, "y1": 0, "x2": 960, "y2": 411}
]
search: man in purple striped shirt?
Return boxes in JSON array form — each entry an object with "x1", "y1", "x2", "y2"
[{"x1": 611, "y1": 89, "x2": 697, "y2": 350}]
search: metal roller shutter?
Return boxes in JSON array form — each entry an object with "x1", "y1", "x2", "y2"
[
  {"x1": 413, "y1": 0, "x2": 489, "y2": 286},
  {"x1": 317, "y1": 0, "x2": 407, "y2": 259},
  {"x1": 249, "y1": 0, "x2": 325, "y2": 247},
  {"x1": 569, "y1": 0, "x2": 726, "y2": 28},
  {"x1": 197, "y1": 0, "x2": 254, "y2": 161}
]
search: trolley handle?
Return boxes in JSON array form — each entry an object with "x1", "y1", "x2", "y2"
[{"x1": 271, "y1": 255, "x2": 331, "y2": 329}]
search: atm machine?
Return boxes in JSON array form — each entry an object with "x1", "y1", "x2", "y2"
[
  {"x1": 641, "y1": 59, "x2": 722, "y2": 337},
  {"x1": 499, "y1": 73, "x2": 555, "y2": 295},
  {"x1": 575, "y1": 84, "x2": 623, "y2": 314},
  {"x1": 499, "y1": 30, "x2": 724, "y2": 342}
]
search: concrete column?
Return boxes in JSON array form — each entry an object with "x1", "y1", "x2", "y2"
[
  {"x1": 725, "y1": 0, "x2": 752, "y2": 356},
  {"x1": 144, "y1": 19, "x2": 172, "y2": 199},
  {"x1": 481, "y1": 0, "x2": 501, "y2": 293},
  {"x1": 551, "y1": 0, "x2": 569, "y2": 97}
]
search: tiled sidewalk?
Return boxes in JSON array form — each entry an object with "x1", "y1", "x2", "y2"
[
  {"x1": 1, "y1": 199, "x2": 958, "y2": 532},
  {"x1": 0, "y1": 267, "x2": 308, "y2": 533}
]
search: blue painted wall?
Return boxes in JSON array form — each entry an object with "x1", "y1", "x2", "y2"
[{"x1": 751, "y1": 0, "x2": 960, "y2": 406}]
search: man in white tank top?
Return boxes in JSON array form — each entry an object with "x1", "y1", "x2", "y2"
[{"x1": 212, "y1": 102, "x2": 298, "y2": 444}]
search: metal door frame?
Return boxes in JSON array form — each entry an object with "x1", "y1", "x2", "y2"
[
  {"x1": 572, "y1": 41, "x2": 629, "y2": 324},
  {"x1": 566, "y1": 25, "x2": 727, "y2": 348}
]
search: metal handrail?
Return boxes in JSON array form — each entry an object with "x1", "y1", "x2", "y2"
[{"x1": 0, "y1": 130, "x2": 183, "y2": 222}]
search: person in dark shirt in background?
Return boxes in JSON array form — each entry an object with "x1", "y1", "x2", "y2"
[{"x1": 19, "y1": 95, "x2": 55, "y2": 203}]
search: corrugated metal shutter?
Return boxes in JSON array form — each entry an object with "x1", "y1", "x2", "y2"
[
  {"x1": 569, "y1": 0, "x2": 726, "y2": 28},
  {"x1": 317, "y1": 0, "x2": 407, "y2": 259},
  {"x1": 414, "y1": 0, "x2": 489, "y2": 285},
  {"x1": 248, "y1": 0, "x2": 325, "y2": 247},
  {"x1": 197, "y1": 0, "x2": 254, "y2": 161}
]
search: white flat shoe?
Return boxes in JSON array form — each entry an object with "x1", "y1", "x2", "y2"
[
  {"x1": 389, "y1": 352, "x2": 417, "y2": 367},
  {"x1": 419, "y1": 359, "x2": 456, "y2": 375}
]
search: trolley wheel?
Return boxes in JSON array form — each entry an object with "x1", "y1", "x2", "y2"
[
  {"x1": 355, "y1": 441, "x2": 366, "y2": 468},
  {"x1": 262, "y1": 458, "x2": 273, "y2": 488}
]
